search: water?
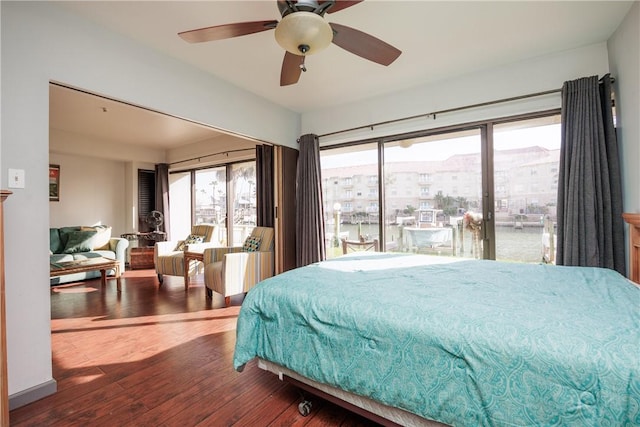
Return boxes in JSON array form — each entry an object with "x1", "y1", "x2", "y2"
[{"x1": 329, "y1": 223, "x2": 547, "y2": 263}]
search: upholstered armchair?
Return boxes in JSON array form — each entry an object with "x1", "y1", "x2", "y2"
[
  {"x1": 154, "y1": 224, "x2": 218, "y2": 287},
  {"x1": 203, "y1": 226, "x2": 275, "y2": 307}
]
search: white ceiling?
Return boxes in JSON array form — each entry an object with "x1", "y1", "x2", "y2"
[
  {"x1": 50, "y1": 84, "x2": 229, "y2": 149},
  {"x1": 51, "y1": 1, "x2": 634, "y2": 149}
]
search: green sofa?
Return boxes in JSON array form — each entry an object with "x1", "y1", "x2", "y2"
[{"x1": 50, "y1": 225, "x2": 129, "y2": 285}]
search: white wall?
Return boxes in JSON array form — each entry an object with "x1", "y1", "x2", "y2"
[
  {"x1": 48, "y1": 153, "x2": 126, "y2": 234},
  {"x1": 50, "y1": 127, "x2": 163, "y2": 237},
  {"x1": 0, "y1": 1, "x2": 298, "y2": 403},
  {"x1": 302, "y1": 43, "x2": 611, "y2": 144},
  {"x1": 608, "y1": 1, "x2": 640, "y2": 212}
]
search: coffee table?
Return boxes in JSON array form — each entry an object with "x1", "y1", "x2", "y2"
[{"x1": 50, "y1": 257, "x2": 122, "y2": 292}]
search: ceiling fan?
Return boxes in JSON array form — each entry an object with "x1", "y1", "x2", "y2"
[{"x1": 178, "y1": 0, "x2": 401, "y2": 86}]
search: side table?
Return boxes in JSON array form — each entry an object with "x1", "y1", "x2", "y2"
[
  {"x1": 130, "y1": 247, "x2": 155, "y2": 270},
  {"x1": 183, "y1": 251, "x2": 204, "y2": 291}
]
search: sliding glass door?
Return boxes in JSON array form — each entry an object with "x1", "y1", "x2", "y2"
[
  {"x1": 384, "y1": 129, "x2": 483, "y2": 259},
  {"x1": 319, "y1": 111, "x2": 561, "y2": 263},
  {"x1": 493, "y1": 115, "x2": 561, "y2": 263},
  {"x1": 169, "y1": 171, "x2": 191, "y2": 241},
  {"x1": 169, "y1": 161, "x2": 256, "y2": 246},
  {"x1": 229, "y1": 162, "x2": 256, "y2": 246},
  {"x1": 195, "y1": 167, "x2": 226, "y2": 244},
  {"x1": 320, "y1": 143, "x2": 378, "y2": 259}
]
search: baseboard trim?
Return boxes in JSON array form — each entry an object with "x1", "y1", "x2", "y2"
[{"x1": 9, "y1": 379, "x2": 57, "y2": 410}]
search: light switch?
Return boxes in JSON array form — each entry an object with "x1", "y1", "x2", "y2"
[{"x1": 8, "y1": 169, "x2": 25, "y2": 189}]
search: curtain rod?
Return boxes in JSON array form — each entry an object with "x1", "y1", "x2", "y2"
[
  {"x1": 318, "y1": 75, "x2": 615, "y2": 140},
  {"x1": 317, "y1": 89, "x2": 561, "y2": 139},
  {"x1": 169, "y1": 148, "x2": 255, "y2": 166}
]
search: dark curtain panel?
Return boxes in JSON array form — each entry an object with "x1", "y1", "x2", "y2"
[
  {"x1": 256, "y1": 145, "x2": 274, "y2": 227},
  {"x1": 556, "y1": 74, "x2": 625, "y2": 274},
  {"x1": 296, "y1": 134, "x2": 326, "y2": 267},
  {"x1": 155, "y1": 163, "x2": 171, "y2": 240}
]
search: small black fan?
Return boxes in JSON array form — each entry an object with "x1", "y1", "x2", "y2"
[{"x1": 146, "y1": 210, "x2": 164, "y2": 232}]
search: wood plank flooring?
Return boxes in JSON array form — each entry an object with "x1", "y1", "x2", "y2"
[{"x1": 10, "y1": 269, "x2": 379, "y2": 426}]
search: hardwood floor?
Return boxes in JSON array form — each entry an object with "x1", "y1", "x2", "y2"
[{"x1": 10, "y1": 269, "x2": 379, "y2": 426}]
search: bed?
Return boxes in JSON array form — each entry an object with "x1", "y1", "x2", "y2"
[{"x1": 233, "y1": 253, "x2": 640, "y2": 426}]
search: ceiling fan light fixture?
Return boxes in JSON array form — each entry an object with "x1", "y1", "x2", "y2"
[{"x1": 275, "y1": 12, "x2": 333, "y2": 56}]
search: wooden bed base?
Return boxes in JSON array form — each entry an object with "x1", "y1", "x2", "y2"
[
  {"x1": 257, "y1": 359, "x2": 448, "y2": 427},
  {"x1": 623, "y1": 213, "x2": 640, "y2": 284}
]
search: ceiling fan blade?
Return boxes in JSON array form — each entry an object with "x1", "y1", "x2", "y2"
[
  {"x1": 280, "y1": 52, "x2": 303, "y2": 86},
  {"x1": 277, "y1": 0, "x2": 296, "y2": 16},
  {"x1": 322, "y1": 1, "x2": 364, "y2": 13},
  {"x1": 329, "y1": 22, "x2": 401, "y2": 66},
  {"x1": 178, "y1": 20, "x2": 278, "y2": 43}
]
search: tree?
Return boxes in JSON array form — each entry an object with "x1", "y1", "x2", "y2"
[{"x1": 403, "y1": 205, "x2": 416, "y2": 215}]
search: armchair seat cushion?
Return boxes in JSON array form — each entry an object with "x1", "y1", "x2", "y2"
[
  {"x1": 154, "y1": 224, "x2": 218, "y2": 283},
  {"x1": 203, "y1": 226, "x2": 275, "y2": 305},
  {"x1": 155, "y1": 251, "x2": 199, "y2": 277}
]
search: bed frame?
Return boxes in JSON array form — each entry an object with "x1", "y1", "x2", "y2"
[
  {"x1": 623, "y1": 212, "x2": 640, "y2": 284},
  {"x1": 258, "y1": 359, "x2": 448, "y2": 427}
]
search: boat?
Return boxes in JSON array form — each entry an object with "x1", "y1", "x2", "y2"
[{"x1": 403, "y1": 209, "x2": 454, "y2": 252}]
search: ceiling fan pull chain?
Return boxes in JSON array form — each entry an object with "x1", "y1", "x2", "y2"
[{"x1": 300, "y1": 56, "x2": 307, "y2": 73}]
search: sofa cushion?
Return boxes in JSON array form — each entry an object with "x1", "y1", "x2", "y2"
[
  {"x1": 92, "y1": 250, "x2": 117, "y2": 260},
  {"x1": 59, "y1": 226, "x2": 81, "y2": 250},
  {"x1": 62, "y1": 230, "x2": 97, "y2": 254},
  {"x1": 50, "y1": 253, "x2": 74, "y2": 264},
  {"x1": 81, "y1": 225, "x2": 112, "y2": 250}
]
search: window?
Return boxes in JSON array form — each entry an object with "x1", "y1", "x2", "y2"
[
  {"x1": 195, "y1": 167, "x2": 226, "y2": 243},
  {"x1": 319, "y1": 111, "x2": 561, "y2": 263},
  {"x1": 230, "y1": 162, "x2": 256, "y2": 246},
  {"x1": 138, "y1": 169, "x2": 155, "y2": 234},
  {"x1": 385, "y1": 130, "x2": 482, "y2": 258},
  {"x1": 169, "y1": 171, "x2": 191, "y2": 240},
  {"x1": 169, "y1": 160, "x2": 256, "y2": 247},
  {"x1": 493, "y1": 115, "x2": 561, "y2": 262},
  {"x1": 320, "y1": 143, "x2": 378, "y2": 258}
]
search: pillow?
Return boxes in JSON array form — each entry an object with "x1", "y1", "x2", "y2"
[
  {"x1": 59, "y1": 226, "x2": 81, "y2": 250},
  {"x1": 50, "y1": 228, "x2": 63, "y2": 254},
  {"x1": 243, "y1": 235, "x2": 262, "y2": 252},
  {"x1": 81, "y1": 226, "x2": 112, "y2": 250},
  {"x1": 174, "y1": 234, "x2": 205, "y2": 251},
  {"x1": 62, "y1": 230, "x2": 98, "y2": 254}
]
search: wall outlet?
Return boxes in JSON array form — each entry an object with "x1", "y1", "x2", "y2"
[{"x1": 8, "y1": 169, "x2": 25, "y2": 189}]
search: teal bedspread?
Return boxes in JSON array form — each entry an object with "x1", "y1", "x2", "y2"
[{"x1": 233, "y1": 253, "x2": 640, "y2": 426}]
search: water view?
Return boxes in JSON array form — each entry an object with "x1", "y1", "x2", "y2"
[{"x1": 328, "y1": 223, "x2": 549, "y2": 264}]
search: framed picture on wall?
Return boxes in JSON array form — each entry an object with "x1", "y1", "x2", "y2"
[{"x1": 49, "y1": 164, "x2": 60, "y2": 202}]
